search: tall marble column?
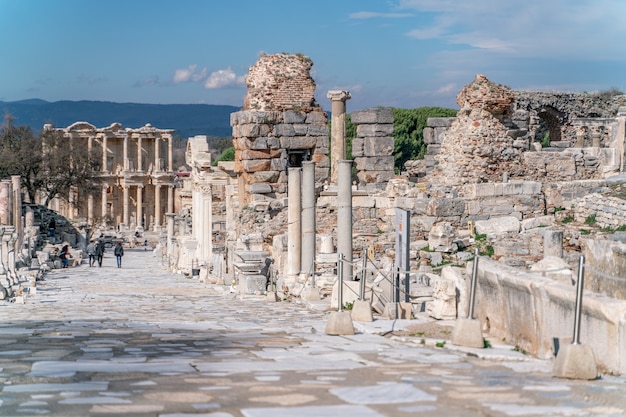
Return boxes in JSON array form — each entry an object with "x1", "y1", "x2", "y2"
[
  {"x1": 167, "y1": 135, "x2": 173, "y2": 171},
  {"x1": 154, "y1": 184, "x2": 161, "y2": 229},
  {"x1": 123, "y1": 185, "x2": 130, "y2": 227},
  {"x1": 301, "y1": 161, "x2": 316, "y2": 277},
  {"x1": 137, "y1": 136, "x2": 143, "y2": 172},
  {"x1": 136, "y1": 185, "x2": 143, "y2": 229},
  {"x1": 287, "y1": 167, "x2": 302, "y2": 277},
  {"x1": 337, "y1": 160, "x2": 353, "y2": 280},
  {"x1": 123, "y1": 134, "x2": 129, "y2": 171},
  {"x1": 167, "y1": 185, "x2": 174, "y2": 214},
  {"x1": 154, "y1": 137, "x2": 161, "y2": 171},
  {"x1": 101, "y1": 184, "x2": 108, "y2": 226},
  {"x1": 327, "y1": 90, "x2": 351, "y2": 184},
  {"x1": 101, "y1": 135, "x2": 108, "y2": 173}
]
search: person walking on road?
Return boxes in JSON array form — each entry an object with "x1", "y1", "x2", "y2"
[
  {"x1": 86, "y1": 239, "x2": 97, "y2": 267},
  {"x1": 95, "y1": 239, "x2": 105, "y2": 267},
  {"x1": 114, "y1": 241, "x2": 124, "y2": 268}
]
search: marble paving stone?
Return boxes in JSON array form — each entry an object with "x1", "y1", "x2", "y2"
[
  {"x1": 241, "y1": 404, "x2": 386, "y2": 417},
  {"x1": 330, "y1": 382, "x2": 437, "y2": 404},
  {"x1": 3, "y1": 381, "x2": 108, "y2": 392}
]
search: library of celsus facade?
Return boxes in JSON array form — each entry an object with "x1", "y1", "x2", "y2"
[{"x1": 46, "y1": 122, "x2": 176, "y2": 231}]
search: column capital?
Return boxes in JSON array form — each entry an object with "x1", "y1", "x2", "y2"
[{"x1": 327, "y1": 90, "x2": 351, "y2": 101}]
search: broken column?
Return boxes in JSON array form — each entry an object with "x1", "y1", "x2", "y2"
[
  {"x1": 327, "y1": 90, "x2": 351, "y2": 184},
  {"x1": 337, "y1": 160, "x2": 353, "y2": 280}
]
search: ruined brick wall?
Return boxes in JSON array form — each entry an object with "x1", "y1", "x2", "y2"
[
  {"x1": 431, "y1": 74, "x2": 524, "y2": 185},
  {"x1": 244, "y1": 53, "x2": 317, "y2": 112}
]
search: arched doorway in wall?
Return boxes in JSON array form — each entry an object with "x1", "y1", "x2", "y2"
[{"x1": 536, "y1": 106, "x2": 565, "y2": 145}]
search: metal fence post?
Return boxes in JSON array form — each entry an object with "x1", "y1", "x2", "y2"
[
  {"x1": 573, "y1": 255, "x2": 585, "y2": 345},
  {"x1": 338, "y1": 253, "x2": 344, "y2": 312},
  {"x1": 468, "y1": 248, "x2": 479, "y2": 319}
]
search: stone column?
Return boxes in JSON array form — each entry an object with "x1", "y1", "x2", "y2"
[
  {"x1": 287, "y1": 167, "x2": 302, "y2": 277},
  {"x1": 200, "y1": 191, "x2": 212, "y2": 263},
  {"x1": 88, "y1": 194, "x2": 94, "y2": 225},
  {"x1": 136, "y1": 185, "x2": 143, "y2": 229},
  {"x1": 301, "y1": 161, "x2": 316, "y2": 277},
  {"x1": 154, "y1": 137, "x2": 161, "y2": 171},
  {"x1": 337, "y1": 160, "x2": 353, "y2": 280},
  {"x1": 101, "y1": 184, "x2": 108, "y2": 226},
  {"x1": 617, "y1": 107, "x2": 626, "y2": 173},
  {"x1": 101, "y1": 135, "x2": 108, "y2": 173},
  {"x1": 544, "y1": 230, "x2": 564, "y2": 258},
  {"x1": 167, "y1": 185, "x2": 174, "y2": 214},
  {"x1": 166, "y1": 213, "x2": 175, "y2": 259},
  {"x1": 167, "y1": 135, "x2": 173, "y2": 171},
  {"x1": 137, "y1": 136, "x2": 143, "y2": 172},
  {"x1": 0, "y1": 180, "x2": 10, "y2": 225},
  {"x1": 123, "y1": 185, "x2": 130, "y2": 227},
  {"x1": 154, "y1": 184, "x2": 161, "y2": 229},
  {"x1": 11, "y1": 176, "x2": 20, "y2": 230},
  {"x1": 327, "y1": 90, "x2": 351, "y2": 184},
  {"x1": 123, "y1": 134, "x2": 129, "y2": 171}
]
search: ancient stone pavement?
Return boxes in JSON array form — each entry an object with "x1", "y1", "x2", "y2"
[{"x1": 1, "y1": 250, "x2": 625, "y2": 417}]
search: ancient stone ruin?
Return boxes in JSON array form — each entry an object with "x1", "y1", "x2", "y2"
[{"x1": 3, "y1": 53, "x2": 626, "y2": 376}]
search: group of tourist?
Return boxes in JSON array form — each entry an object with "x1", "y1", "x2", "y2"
[{"x1": 85, "y1": 238, "x2": 124, "y2": 268}]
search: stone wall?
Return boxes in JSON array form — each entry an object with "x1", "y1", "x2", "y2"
[
  {"x1": 351, "y1": 108, "x2": 395, "y2": 190},
  {"x1": 575, "y1": 193, "x2": 626, "y2": 228},
  {"x1": 473, "y1": 258, "x2": 626, "y2": 374},
  {"x1": 244, "y1": 53, "x2": 317, "y2": 112},
  {"x1": 231, "y1": 109, "x2": 329, "y2": 207}
]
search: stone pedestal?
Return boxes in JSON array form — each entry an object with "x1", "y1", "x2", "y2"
[
  {"x1": 553, "y1": 344, "x2": 598, "y2": 380},
  {"x1": 451, "y1": 318, "x2": 484, "y2": 348}
]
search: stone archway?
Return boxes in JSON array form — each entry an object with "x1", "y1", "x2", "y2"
[{"x1": 536, "y1": 106, "x2": 565, "y2": 143}]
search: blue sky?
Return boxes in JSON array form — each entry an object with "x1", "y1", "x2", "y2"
[{"x1": 2, "y1": 0, "x2": 626, "y2": 112}]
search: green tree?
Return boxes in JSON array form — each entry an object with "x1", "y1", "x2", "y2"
[
  {"x1": 212, "y1": 146, "x2": 235, "y2": 166},
  {"x1": 0, "y1": 115, "x2": 102, "y2": 206},
  {"x1": 392, "y1": 107, "x2": 457, "y2": 172}
]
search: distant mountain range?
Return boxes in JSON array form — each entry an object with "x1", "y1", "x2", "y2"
[{"x1": 0, "y1": 99, "x2": 239, "y2": 139}]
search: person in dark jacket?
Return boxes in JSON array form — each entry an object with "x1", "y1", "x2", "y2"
[
  {"x1": 113, "y1": 241, "x2": 124, "y2": 268},
  {"x1": 95, "y1": 239, "x2": 105, "y2": 267},
  {"x1": 59, "y1": 244, "x2": 69, "y2": 268}
]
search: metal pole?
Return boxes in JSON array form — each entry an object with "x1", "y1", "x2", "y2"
[
  {"x1": 359, "y1": 255, "x2": 367, "y2": 300},
  {"x1": 311, "y1": 259, "x2": 316, "y2": 289},
  {"x1": 468, "y1": 248, "x2": 479, "y2": 319},
  {"x1": 573, "y1": 255, "x2": 585, "y2": 345},
  {"x1": 338, "y1": 253, "x2": 344, "y2": 312}
]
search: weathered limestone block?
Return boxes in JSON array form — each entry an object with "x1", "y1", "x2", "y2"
[
  {"x1": 283, "y1": 110, "x2": 306, "y2": 123},
  {"x1": 280, "y1": 136, "x2": 317, "y2": 150},
  {"x1": 474, "y1": 216, "x2": 520, "y2": 235},
  {"x1": 356, "y1": 170, "x2": 394, "y2": 184},
  {"x1": 428, "y1": 222, "x2": 456, "y2": 251},
  {"x1": 354, "y1": 156, "x2": 394, "y2": 171},
  {"x1": 356, "y1": 124, "x2": 394, "y2": 137},
  {"x1": 427, "y1": 277, "x2": 457, "y2": 320},
  {"x1": 427, "y1": 198, "x2": 465, "y2": 217},
  {"x1": 351, "y1": 108, "x2": 394, "y2": 124},
  {"x1": 352, "y1": 136, "x2": 394, "y2": 157},
  {"x1": 530, "y1": 256, "x2": 573, "y2": 285},
  {"x1": 442, "y1": 266, "x2": 468, "y2": 317},
  {"x1": 241, "y1": 149, "x2": 282, "y2": 160},
  {"x1": 242, "y1": 159, "x2": 271, "y2": 173},
  {"x1": 240, "y1": 274, "x2": 268, "y2": 295},
  {"x1": 246, "y1": 171, "x2": 281, "y2": 184},
  {"x1": 426, "y1": 117, "x2": 456, "y2": 128},
  {"x1": 248, "y1": 183, "x2": 273, "y2": 194}
]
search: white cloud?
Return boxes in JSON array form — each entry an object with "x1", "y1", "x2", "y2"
[
  {"x1": 173, "y1": 64, "x2": 201, "y2": 84},
  {"x1": 398, "y1": 0, "x2": 626, "y2": 59},
  {"x1": 349, "y1": 11, "x2": 413, "y2": 19},
  {"x1": 203, "y1": 68, "x2": 245, "y2": 89}
]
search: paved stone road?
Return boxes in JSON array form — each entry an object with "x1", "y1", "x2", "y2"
[{"x1": 1, "y1": 249, "x2": 625, "y2": 417}]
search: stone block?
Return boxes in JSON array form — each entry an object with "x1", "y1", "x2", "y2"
[
  {"x1": 427, "y1": 276, "x2": 457, "y2": 320},
  {"x1": 241, "y1": 149, "x2": 281, "y2": 160},
  {"x1": 325, "y1": 311, "x2": 355, "y2": 335},
  {"x1": 307, "y1": 125, "x2": 329, "y2": 136},
  {"x1": 382, "y1": 302, "x2": 412, "y2": 319},
  {"x1": 240, "y1": 274, "x2": 268, "y2": 295},
  {"x1": 427, "y1": 198, "x2": 465, "y2": 217},
  {"x1": 274, "y1": 124, "x2": 295, "y2": 136},
  {"x1": 451, "y1": 318, "x2": 484, "y2": 348},
  {"x1": 429, "y1": 222, "x2": 456, "y2": 251},
  {"x1": 353, "y1": 196, "x2": 376, "y2": 208},
  {"x1": 354, "y1": 156, "x2": 394, "y2": 171},
  {"x1": 356, "y1": 170, "x2": 394, "y2": 184},
  {"x1": 305, "y1": 110, "x2": 328, "y2": 124},
  {"x1": 351, "y1": 108, "x2": 393, "y2": 124},
  {"x1": 246, "y1": 170, "x2": 281, "y2": 184},
  {"x1": 362, "y1": 136, "x2": 395, "y2": 156},
  {"x1": 553, "y1": 344, "x2": 598, "y2": 380},
  {"x1": 280, "y1": 135, "x2": 317, "y2": 150},
  {"x1": 242, "y1": 159, "x2": 271, "y2": 173},
  {"x1": 247, "y1": 183, "x2": 273, "y2": 194},
  {"x1": 283, "y1": 110, "x2": 306, "y2": 124},
  {"x1": 351, "y1": 138, "x2": 364, "y2": 157},
  {"x1": 423, "y1": 127, "x2": 435, "y2": 144},
  {"x1": 249, "y1": 137, "x2": 268, "y2": 150},
  {"x1": 427, "y1": 117, "x2": 455, "y2": 127},
  {"x1": 356, "y1": 124, "x2": 394, "y2": 137},
  {"x1": 474, "y1": 216, "x2": 520, "y2": 234}
]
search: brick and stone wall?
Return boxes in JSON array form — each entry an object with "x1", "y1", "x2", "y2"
[{"x1": 244, "y1": 53, "x2": 317, "y2": 112}]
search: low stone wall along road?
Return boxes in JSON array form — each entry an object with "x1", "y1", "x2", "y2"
[{"x1": 1, "y1": 249, "x2": 625, "y2": 416}]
